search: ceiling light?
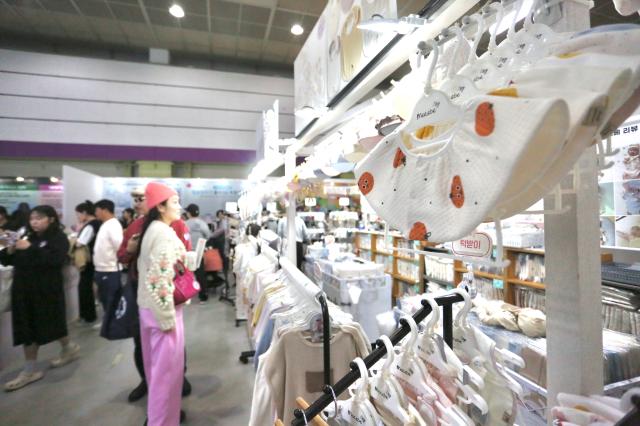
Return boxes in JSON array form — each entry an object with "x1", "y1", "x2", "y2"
[
  {"x1": 16, "y1": 176, "x2": 24, "y2": 182},
  {"x1": 291, "y1": 24, "x2": 304, "y2": 36},
  {"x1": 169, "y1": 4, "x2": 185, "y2": 18},
  {"x1": 50, "y1": 176, "x2": 59, "y2": 183}
]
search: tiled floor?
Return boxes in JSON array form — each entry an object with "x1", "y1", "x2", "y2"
[{"x1": 0, "y1": 297, "x2": 254, "y2": 426}]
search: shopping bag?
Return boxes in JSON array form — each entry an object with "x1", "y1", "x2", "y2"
[
  {"x1": 0, "y1": 265, "x2": 12, "y2": 313},
  {"x1": 203, "y1": 248, "x2": 223, "y2": 272},
  {"x1": 100, "y1": 280, "x2": 139, "y2": 340},
  {"x1": 173, "y1": 260, "x2": 199, "y2": 305},
  {"x1": 72, "y1": 245, "x2": 91, "y2": 271}
]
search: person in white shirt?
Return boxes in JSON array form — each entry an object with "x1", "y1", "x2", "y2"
[
  {"x1": 277, "y1": 208, "x2": 309, "y2": 269},
  {"x1": 93, "y1": 199, "x2": 123, "y2": 316},
  {"x1": 74, "y1": 200, "x2": 101, "y2": 324},
  {"x1": 185, "y1": 204, "x2": 211, "y2": 302}
]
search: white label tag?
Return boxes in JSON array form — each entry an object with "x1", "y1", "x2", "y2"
[
  {"x1": 349, "y1": 285, "x2": 363, "y2": 305},
  {"x1": 452, "y1": 232, "x2": 492, "y2": 258}
]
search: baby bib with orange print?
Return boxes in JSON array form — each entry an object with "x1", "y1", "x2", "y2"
[{"x1": 355, "y1": 95, "x2": 569, "y2": 243}]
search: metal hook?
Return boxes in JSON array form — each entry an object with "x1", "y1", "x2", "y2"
[{"x1": 323, "y1": 385, "x2": 339, "y2": 419}]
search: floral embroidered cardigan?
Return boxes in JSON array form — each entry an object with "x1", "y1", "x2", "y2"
[{"x1": 137, "y1": 220, "x2": 186, "y2": 330}]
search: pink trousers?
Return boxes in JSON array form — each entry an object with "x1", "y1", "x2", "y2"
[{"x1": 140, "y1": 306, "x2": 184, "y2": 426}]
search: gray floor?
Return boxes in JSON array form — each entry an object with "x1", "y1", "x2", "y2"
[{"x1": 0, "y1": 299, "x2": 255, "y2": 426}]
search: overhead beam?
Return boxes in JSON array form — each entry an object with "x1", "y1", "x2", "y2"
[{"x1": 136, "y1": 0, "x2": 160, "y2": 45}]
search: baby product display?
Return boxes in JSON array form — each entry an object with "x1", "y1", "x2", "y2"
[
  {"x1": 315, "y1": 256, "x2": 391, "y2": 339},
  {"x1": 551, "y1": 388, "x2": 640, "y2": 425},
  {"x1": 294, "y1": 289, "x2": 526, "y2": 426},
  {"x1": 355, "y1": 4, "x2": 640, "y2": 243},
  {"x1": 237, "y1": 241, "x2": 370, "y2": 425}
]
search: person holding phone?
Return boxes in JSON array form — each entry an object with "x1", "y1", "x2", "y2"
[{"x1": 4, "y1": 206, "x2": 80, "y2": 392}]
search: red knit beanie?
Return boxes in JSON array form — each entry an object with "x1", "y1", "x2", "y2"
[{"x1": 145, "y1": 182, "x2": 178, "y2": 210}]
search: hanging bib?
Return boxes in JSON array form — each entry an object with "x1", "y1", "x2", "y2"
[
  {"x1": 490, "y1": 63, "x2": 633, "y2": 219},
  {"x1": 355, "y1": 95, "x2": 569, "y2": 242}
]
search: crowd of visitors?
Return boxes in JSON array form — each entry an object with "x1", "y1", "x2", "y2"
[{"x1": 0, "y1": 183, "x2": 233, "y2": 425}]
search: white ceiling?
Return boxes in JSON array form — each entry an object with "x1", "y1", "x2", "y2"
[{"x1": 0, "y1": 0, "x2": 428, "y2": 67}]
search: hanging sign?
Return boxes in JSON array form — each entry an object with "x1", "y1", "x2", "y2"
[
  {"x1": 452, "y1": 232, "x2": 492, "y2": 258},
  {"x1": 338, "y1": 197, "x2": 350, "y2": 207},
  {"x1": 304, "y1": 197, "x2": 317, "y2": 207}
]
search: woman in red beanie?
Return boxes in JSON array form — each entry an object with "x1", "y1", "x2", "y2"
[{"x1": 136, "y1": 182, "x2": 186, "y2": 426}]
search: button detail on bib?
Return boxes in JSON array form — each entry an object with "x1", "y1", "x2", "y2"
[
  {"x1": 358, "y1": 172, "x2": 374, "y2": 195},
  {"x1": 475, "y1": 102, "x2": 496, "y2": 136}
]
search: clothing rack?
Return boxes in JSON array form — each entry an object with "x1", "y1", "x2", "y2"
[
  {"x1": 240, "y1": 242, "x2": 333, "y2": 388},
  {"x1": 291, "y1": 292, "x2": 465, "y2": 425},
  {"x1": 616, "y1": 394, "x2": 640, "y2": 426}
]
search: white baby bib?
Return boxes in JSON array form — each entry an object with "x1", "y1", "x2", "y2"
[{"x1": 355, "y1": 94, "x2": 569, "y2": 242}]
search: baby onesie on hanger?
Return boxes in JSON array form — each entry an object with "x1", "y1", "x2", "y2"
[{"x1": 263, "y1": 328, "x2": 369, "y2": 424}]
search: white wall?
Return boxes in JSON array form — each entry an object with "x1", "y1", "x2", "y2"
[
  {"x1": 0, "y1": 49, "x2": 294, "y2": 153},
  {"x1": 62, "y1": 165, "x2": 104, "y2": 229}
]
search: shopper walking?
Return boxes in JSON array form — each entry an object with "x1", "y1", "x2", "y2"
[
  {"x1": 185, "y1": 204, "x2": 210, "y2": 302},
  {"x1": 121, "y1": 208, "x2": 135, "y2": 229},
  {"x1": 210, "y1": 209, "x2": 229, "y2": 273},
  {"x1": 118, "y1": 188, "x2": 191, "y2": 404},
  {"x1": 137, "y1": 182, "x2": 187, "y2": 425},
  {"x1": 4, "y1": 205, "x2": 80, "y2": 392},
  {"x1": 93, "y1": 199, "x2": 123, "y2": 319},
  {"x1": 277, "y1": 209, "x2": 309, "y2": 270},
  {"x1": 8, "y1": 202, "x2": 30, "y2": 235},
  {"x1": 74, "y1": 200, "x2": 101, "y2": 324}
]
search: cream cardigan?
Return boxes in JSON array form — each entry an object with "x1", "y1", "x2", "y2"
[{"x1": 137, "y1": 220, "x2": 186, "y2": 331}]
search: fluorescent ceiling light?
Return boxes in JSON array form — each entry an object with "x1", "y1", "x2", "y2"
[
  {"x1": 291, "y1": 24, "x2": 304, "y2": 36},
  {"x1": 169, "y1": 4, "x2": 185, "y2": 18},
  {"x1": 50, "y1": 176, "x2": 59, "y2": 183},
  {"x1": 16, "y1": 176, "x2": 24, "y2": 182}
]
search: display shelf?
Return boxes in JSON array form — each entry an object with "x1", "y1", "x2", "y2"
[
  {"x1": 354, "y1": 230, "x2": 426, "y2": 300},
  {"x1": 425, "y1": 276, "x2": 454, "y2": 288},
  {"x1": 507, "y1": 278, "x2": 546, "y2": 290},
  {"x1": 454, "y1": 268, "x2": 503, "y2": 281},
  {"x1": 395, "y1": 254, "x2": 419, "y2": 262},
  {"x1": 392, "y1": 273, "x2": 421, "y2": 284}
]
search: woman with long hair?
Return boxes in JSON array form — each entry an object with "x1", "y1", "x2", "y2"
[
  {"x1": 74, "y1": 200, "x2": 101, "y2": 324},
  {"x1": 4, "y1": 205, "x2": 80, "y2": 392},
  {"x1": 137, "y1": 183, "x2": 187, "y2": 425}
]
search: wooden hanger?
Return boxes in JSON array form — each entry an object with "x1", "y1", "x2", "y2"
[{"x1": 274, "y1": 398, "x2": 329, "y2": 426}]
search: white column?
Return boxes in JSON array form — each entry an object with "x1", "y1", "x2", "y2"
[
  {"x1": 285, "y1": 150, "x2": 297, "y2": 264},
  {"x1": 544, "y1": 1, "x2": 602, "y2": 414}
]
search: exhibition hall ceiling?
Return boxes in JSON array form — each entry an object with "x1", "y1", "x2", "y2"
[
  {"x1": 0, "y1": 1, "x2": 636, "y2": 69},
  {"x1": 0, "y1": 0, "x2": 427, "y2": 67}
]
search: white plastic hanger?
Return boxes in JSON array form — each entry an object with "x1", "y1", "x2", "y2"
[
  {"x1": 326, "y1": 358, "x2": 383, "y2": 425},
  {"x1": 399, "y1": 39, "x2": 464, "y2": 143},
  {"x1": 370, "y1": 336, "x2": 426, "y2": 425},
  {"x1": 392, "y1": 314, "x2": 439, "y2": 405},
  {"x1": 415, "y1": 296, "x2": 488, "y2": 415},
  {"x1": 438, "y1": 24, "x2": 483, "y2": 104}
]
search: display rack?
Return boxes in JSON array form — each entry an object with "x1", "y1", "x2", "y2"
[
  {"x1": 290, "y1": 292, "x2": 466, "y2": 426},
  {"x1": 452, "y1": 250, "x2": 614, "y2": 305},
  {"x1": 239, "y1": 243, "x2": 333, "y2": 387},
  {"x1": 353, "y1": 230, "x2": 427, "y2": 299}
]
